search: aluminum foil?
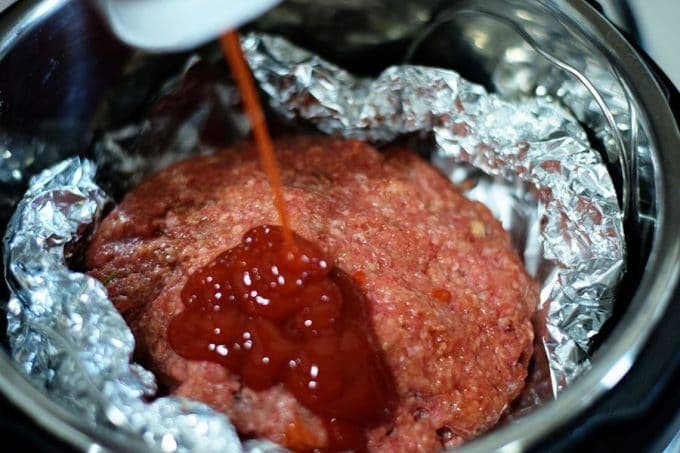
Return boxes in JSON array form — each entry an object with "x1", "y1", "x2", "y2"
[
  {"x1": 3, "y1": 158, "x2": 261, "y2": 452},
  {"x1": 3, "y1": 32, "x2": 624, "y2": 451},
  {"x1": 240, "y1": 33, "x2": 625, "y2": 392}
]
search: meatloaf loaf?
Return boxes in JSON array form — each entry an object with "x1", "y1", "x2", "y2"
[{"x1": 87, "y1": 135, "x2": 537, "y2": 451}]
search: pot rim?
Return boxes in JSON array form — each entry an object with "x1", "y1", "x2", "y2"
[
  {"x1": 462, "y1": 0, "x2": 680, "y2": 450},
  {"x1": 0, "y1": 0, "x2": 678, "y2": 451}
]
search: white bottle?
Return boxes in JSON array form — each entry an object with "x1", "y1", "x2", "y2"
[{"x1": 94, "y1": 0, "x2": 280, "y2": 52}]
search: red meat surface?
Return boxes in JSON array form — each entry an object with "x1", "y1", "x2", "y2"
[{"x1": 87, "y1": 136, "x2": 537, "y2": 451}]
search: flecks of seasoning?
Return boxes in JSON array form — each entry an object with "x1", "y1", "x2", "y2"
[
  {"x1": 385, "y1": 181, "x2": 406, "y2": 194},
  {"x1": 430, "y1": 288, "x2": 451, "y2": 303},
  {"x1": 352, "y1": 270, "x2": 367, "y2": 286},
  {"x1": 311, "y1": 171, "x2": 331, "y2": 185},
  {"x1": 352, "y1": 232, "x2": 367, "y2": 245},
  {"x1": 470, "y1": 220, "x2": 486, "y2": 239},
  {"x1": 103, "y1": 271, "x2": 118, "y2": 285}
]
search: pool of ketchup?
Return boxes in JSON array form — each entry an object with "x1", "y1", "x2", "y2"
[
  {"x1": 167, "y1": 32, "x2": 396, "y2": 451},
  {"x1": 168, "y1": 225, "x2": 396, "y2": 451}
]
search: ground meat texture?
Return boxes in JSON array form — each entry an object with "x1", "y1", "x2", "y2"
[{"x1": 87, "y1": 136, "x2": 537, "y2": 451}]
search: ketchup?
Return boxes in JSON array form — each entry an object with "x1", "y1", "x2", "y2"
[
  {"x1": 168, "y1": 225, "x2": 396, "y2": 451},
  {"x1": 220, "y1": 31, "x2": 293, "y2": 247},
  {"x1": 167, "y1": 32, "x2": 397, "y2": 451}
]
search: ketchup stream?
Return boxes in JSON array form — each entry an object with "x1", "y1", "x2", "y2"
[
  {"x1": 167, "y1": 32, "x2": 396, "y2": 451},
  {"x1": 220, "y1": 31, "x2": 293, "y2": 247}
]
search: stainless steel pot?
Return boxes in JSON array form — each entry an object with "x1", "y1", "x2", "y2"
[{"x1": 0, "y1": 0, "x2": 678, "y2": 451}]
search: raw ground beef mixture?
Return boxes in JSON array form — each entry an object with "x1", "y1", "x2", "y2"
[{"x1": 87, "y1": 135, "x2": 537, "y2": 451}]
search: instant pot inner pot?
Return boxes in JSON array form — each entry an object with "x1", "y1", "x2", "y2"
[{"x1": 0, "y1": 0, "x2": 675, "y2": 452}]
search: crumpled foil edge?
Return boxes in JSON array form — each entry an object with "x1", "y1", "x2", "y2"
[
  {"x1": 241, "y1": 33, "x2": 625, "y2": 392},
  {"x1": 3, "y1": 157, "x2": 281, "y2": 453}
]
